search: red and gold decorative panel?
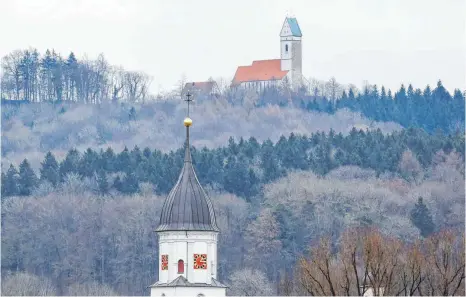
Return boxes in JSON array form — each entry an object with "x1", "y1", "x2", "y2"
[
  {"x1": 193, "y1": 254, "x2": 207, "y2": 269},
  {"x1": 161, "y1": 255, "x2": 168, "y2": 270}
]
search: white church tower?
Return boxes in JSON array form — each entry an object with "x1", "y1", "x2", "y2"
[
  {"x1": 280, "y1": 17, "x2": 303, "y2": 88},
  {"x1": 150, "y1": 93, "x2": 227, "y2": 297}
]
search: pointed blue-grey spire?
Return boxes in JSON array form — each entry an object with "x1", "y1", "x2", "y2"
[{"x1": 156, "y1": 92, "x2": 219, "y2": 232}]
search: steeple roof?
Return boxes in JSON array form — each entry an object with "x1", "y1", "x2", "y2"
[
  {"x1": 281, "y1": 17, "x2": 302, "y2": 37},
  {"x1": 155, "y1": 96, "x2": 219, "y2": 232},
  {"x1": 287, "y1": 17, "x2": 302, "y2": 37}
]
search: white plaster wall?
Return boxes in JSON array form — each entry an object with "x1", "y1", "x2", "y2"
[
  {"x1": 281, "y1": 57, "x2": 291, "y2": 72},
  {"x1": 157, "y1": 231, "x2": 218, "y2": 285},
  {"x1": 280, "y1": 33, "x2": 302, "y2": 87},
  {"x1": 151, "y1": 286, "x2": 226, "y2": 297},
  {"x1": 281, "y1": 40, "x2": 292, "y2": 61},
  {"x1": 290, "y1": 39, "x2": 303, "y2": 88},
  {"x1": 238, "y1": 79, "x2": 282, "y2": 90}
]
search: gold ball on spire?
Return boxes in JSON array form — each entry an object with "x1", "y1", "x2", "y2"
[{"x1": 184, "y1": 117, "x2": 192, "y2": 127}]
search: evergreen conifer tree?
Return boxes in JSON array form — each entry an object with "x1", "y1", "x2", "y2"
[
  {"x1": 410, "y1": 196, "x2": 435, "y2": 238},
  {"x1": 40, "y1": 151, "x2": 60, "y2": 186},
  {"x1": 18, "y1": 159, "x2": 38, "y2": 196},
  {"x1": 116, "y1": 147, "x2": 131, "y2": 173},
  {"x1": 2, "y1": 165, "x2": 20, "y2": 197},
  {"x1": 1, "y1": 172, "x2": 7, "y2": 198},
  {"x1": 59, "y1": 149, "x2": 81, "y2": 181},
  {"x1": 79, "y1": 148, "x2": 99, "y2": 177},
  {"x1": 122, "y1": 172, "x2": 139, "y2": 194},
  {"x1": 101, "y1": 147, "x2": 116, "y2": 172}
]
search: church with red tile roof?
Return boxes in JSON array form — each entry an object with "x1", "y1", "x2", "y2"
[{"x1": 232, "y1": 17, "x2": 304, "y2": 91}]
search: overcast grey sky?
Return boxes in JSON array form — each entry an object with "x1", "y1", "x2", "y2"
[{"x1": 1, "y1": 0, "x2": 465, "y2": 94}]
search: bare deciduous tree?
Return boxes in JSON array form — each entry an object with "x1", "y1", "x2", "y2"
[
  {"x1": 244, "y1": 208, "x2": 282, "y2": 280},
  {"x1": 325, "y1": 76, "x2": 343, "y2": 101},
  {"x1": 297, "y1": 227, "x2": 465, "y2": 296},
  {"x1": 397, "y1": 241, "x2": 424, "y2": 296},
  {"x1": 399, "y1": 149, "x2": 423, "y2": 183},
  {"x1": 298, "y1": 236, "x2": 339, "y2": 295},
  {"x1": 66, "y1": 282, "x2": 118, "y2": 296},
  {"x1": 2, "y1": 272, "x2": 56, "y2": 296},
  {"x1": 228, "y1": 268, "x2": 275, "y2": 296},
  {"x1": 124, "y1": 71, "x2": 151, "y2": 103},
  {"x1": 109, "y1": 66, "x2": 125, "y2": 102},
  {"x1": 243, "y1": 89, "x2": 259, "y2": 118},
  {"x1": 1, "y1": 50, "x2": 24, "y2": 100},
  {"x1": 422, "y1": 230, "x2": 465, "y2": 296},
  {"x1": 177, "y1": 73, "x2": 187, "y2": 98}
]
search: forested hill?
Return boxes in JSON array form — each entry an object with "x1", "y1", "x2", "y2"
[
  {"x1": 1, "y1": 48, "x2": 465, "y2": 296},
  {"x1": 298, "y1": 80, "x2": 465, "y2": 134},
  {"x1": 2, "y1": 130, "x2": 465, "y2": 295},
  {"x1": 1, "y1": 49, "x2": 465, "y2": 135},
  {"x1": 2, "y1": 127, "x2": 464, "y2": 200}
]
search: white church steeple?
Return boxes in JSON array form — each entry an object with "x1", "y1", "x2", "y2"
[
  {"x1": 149, "y1": 92, "x2": 227, "y2": 297},
  {"x1": 280, "y1": 17, "x2": 303, "y2": 88}
]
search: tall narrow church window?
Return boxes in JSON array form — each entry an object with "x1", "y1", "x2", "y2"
[
  {"x1": 285, "y1": 44, "x2": 289, "y2": 52},
  {"x1": 178, "y1": 259, "x2": 184, "y2": 274}
]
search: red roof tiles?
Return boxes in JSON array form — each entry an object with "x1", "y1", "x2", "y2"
[{"x1": 232, "y1": 59, "x2": 288, "y2": 85}]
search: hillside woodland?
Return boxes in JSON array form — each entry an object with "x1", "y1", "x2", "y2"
[{"x1": 1, "y1": 49, "x2": 465, "y2": 296}]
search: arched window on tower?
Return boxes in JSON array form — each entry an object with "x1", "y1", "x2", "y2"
[
  {"x1": 285, "y1": 44, "x2": 289, "y2": 52},
  {"x1": 178, "y1": 259, "x2": 184, "y2": 274}
]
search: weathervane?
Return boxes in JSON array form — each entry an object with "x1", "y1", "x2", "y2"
[{"x1": 184, "y1": 91, "x2": 194, "y2": 118}]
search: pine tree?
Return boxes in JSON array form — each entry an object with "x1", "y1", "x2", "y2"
[
  {"x1": 121, "y1": 172, "x2": 139, "y2": 194},
  {"x1": 410, "y1": 197, "x2": 435, "y2": 238},
  {"x1": 2, "y1": 165, "x2": 20, "y2": 197},
  {"x1": 59, "y1": 149, "x2": 81, "y2": 181},
  {"x1": 65, "y1": 52, "x2": 78, "y2": 101},
  {"x1": 18, "y1": 159, "x2": 38, "y2": 196},
  {"x1": 143, "y1": 147, "x2": 152, "y2": 159},
  {"x1": 101, "y1": 147, "x2": 116, "y2": 172},
  {"x1": 79, "y1": 148, "x2": 99, "y2": 177},
  {"x1": 40, "y1": 151, "x2": 60, "y2": 186},
  {"x1": 228, "y1": 137, "x2": 239, "y2": 155},
  {"x1": 380, "y1": 86, "x2": 387, "y2": 100},
  {"x1": 116, "y1": 147, "x2": 131, "y2": 173},
  {"x1": 260, "y1": 139, "x2": 284, "y2": 183},
  {"x1": 130, "y1": 146, "x2": 143, "y2": 168},
  {"x1": 113, "y1": 176, "x2": 123, "y2": 192},
  {"x1": 1, "y1": 172, "x2": 6, "y2": 198}
]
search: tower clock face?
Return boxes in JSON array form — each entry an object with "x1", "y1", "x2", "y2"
[
  {"x1": 194, "y1": 254, "x2": 207, "y2": 269},
  {"x1": 161, "y1": 255, "x2": 168, "y2": 270}
]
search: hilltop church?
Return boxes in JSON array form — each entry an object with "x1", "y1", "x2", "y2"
[
  {"x1": 231, "y1": 16, "x2": 305, "y2": 90},
  {"x1": 184, "y1": 16, "x2": 305, "y2": 96},
  {"x1": 149, "y1": 95, "x2": 227, "y2": 297}
]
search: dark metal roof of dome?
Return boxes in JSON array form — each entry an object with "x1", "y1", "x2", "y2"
[{"x1": 155, "y1": 116, "x2": 219, "y2": 232}]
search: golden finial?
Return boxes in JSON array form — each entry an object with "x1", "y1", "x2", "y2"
[{"x1": 184, "y1": 91, "x2": 194, "y2": 127}]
